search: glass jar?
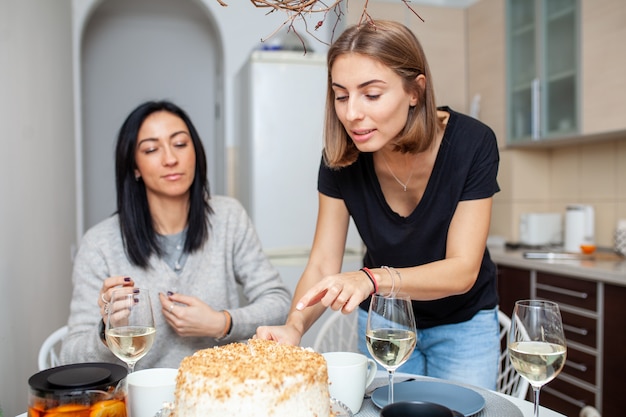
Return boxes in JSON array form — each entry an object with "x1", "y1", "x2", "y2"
[{"x1": 28, "y1": 362, "x2": 127, "y2": 417}]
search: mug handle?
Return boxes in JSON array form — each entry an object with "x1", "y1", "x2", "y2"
[{"x1": 365, "y1": 359, "x2": 377, "y2": 388}]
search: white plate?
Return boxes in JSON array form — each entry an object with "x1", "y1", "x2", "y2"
[
  {"x1": 331, "y1": 397, "x2": 353, "y2": 417},
  {"x1": 371, "y1": 380, "x2": 485, "y2": 416}
]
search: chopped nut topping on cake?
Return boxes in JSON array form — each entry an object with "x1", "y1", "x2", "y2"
[{"x1": 172, "y1": 339, "x2": 331, "y2": 417}]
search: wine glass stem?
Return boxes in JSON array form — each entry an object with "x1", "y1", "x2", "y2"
[
  {"x1": 128, "y1": 362, "x2": 136, "y2": 374},
  {"x1": 387, "y1": 369, "x2": 395, "y2": 404},
  {"x1": 532, "y1": 386, "x2": 541, "y2": 417}
]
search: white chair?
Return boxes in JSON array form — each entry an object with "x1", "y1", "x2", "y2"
[
  {"x1": 497, "y1": 310, "x2": 529, "y2": 399},
  {"x1": 313, "y1": 310, "x2": 359, "y2": 353},
  {"x1": 38, "y1": 325, "x2": 68, "y2": 370},
  {"x1": 579, "y1": 405, "x2": 602, "y2": 417}
]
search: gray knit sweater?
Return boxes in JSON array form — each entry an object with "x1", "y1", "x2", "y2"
[{"x1": 60, "y1": 195, "x2": 291, "y2": 369}]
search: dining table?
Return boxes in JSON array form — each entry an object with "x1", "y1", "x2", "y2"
[
  {"x1": 353, "y1": 371, "x2": 566, "y2": 417},
  {"x1": 16, "y1": 372, "x2": 566, "y2": 417}
]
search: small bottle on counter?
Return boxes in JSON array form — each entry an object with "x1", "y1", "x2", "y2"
[{"x1": 614, "y1": 219, "x2": 626, "y2": 256}]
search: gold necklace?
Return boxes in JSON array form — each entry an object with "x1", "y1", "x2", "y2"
[{"x1": 380, "y1": 152, "x2": 416, "y2": 192}]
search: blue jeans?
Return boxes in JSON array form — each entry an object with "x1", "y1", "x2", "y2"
[{"x1": 358, "y1": 306, "x2": 499, "y2": 390}]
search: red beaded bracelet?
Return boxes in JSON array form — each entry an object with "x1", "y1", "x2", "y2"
[{"x1": 360, "y1": 267, "x2": 378, "y2": 295}]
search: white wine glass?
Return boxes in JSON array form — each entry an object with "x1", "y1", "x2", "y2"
[
  {"x1": 105, "y1": 288, "x2": 156, "y2": 373},
  {"x1": 366, "y1": 293, "x2": 417, "y2": 405},
  {"x1": 508, "y1": 299, "x2": 567, "y2": 417}
]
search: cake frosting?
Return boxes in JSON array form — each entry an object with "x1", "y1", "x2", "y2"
[{"x1": 172, "y1": 339, "x2": 331, "y2": 417}]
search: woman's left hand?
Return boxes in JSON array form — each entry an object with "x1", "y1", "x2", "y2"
[{"x1": 158, "y1": 292, "x2": 226, "y2": 338}]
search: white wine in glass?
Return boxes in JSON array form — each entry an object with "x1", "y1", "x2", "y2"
[
  {"x1": 508, "y1": 300, "x2": 566, "y2": 417},
  {"x1": 366, "y1": 293, "x2": 417, "y2": 405},
  {"x1": 106, "y1": 288, "x2": 156, "y2": 373}
]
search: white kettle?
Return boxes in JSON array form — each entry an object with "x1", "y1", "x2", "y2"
[{"x1": 564, "y1": 204, "x2": 595, "y2": 253}]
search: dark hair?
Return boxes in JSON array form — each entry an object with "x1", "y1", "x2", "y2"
[
  {"x1": 323, "y1": 20, "x2": 441, "y2": 168},
  {"x1": 115, "y1": 100, "x2": 212, "y2": 268}
]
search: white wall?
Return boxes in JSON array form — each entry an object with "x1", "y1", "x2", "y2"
[
  {"x1": 0, "y1": 1, "x2": 75, "y2": 416},
  {"x1": 79, "y1": 0, "x2": 222, "y2": 231},
  {"x1": 0, "y1": 1, "x2": 337, "y2": 415},
  {"x1": 72, "y1": 0, "x2": 337, "y2": 237}
]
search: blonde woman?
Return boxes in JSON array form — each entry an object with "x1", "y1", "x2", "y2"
[{"x1": 257, "y1": 21, "x2": 500, "y2": 390}]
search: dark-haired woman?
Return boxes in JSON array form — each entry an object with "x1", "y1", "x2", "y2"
[
  {"x1": 257, "y1": 20, "x2": 500, "y2": 389},
  {"x1": 61, "y1": 100, "x2": 291, "y2": 369}
]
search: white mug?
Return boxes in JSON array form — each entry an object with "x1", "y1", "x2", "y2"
[
  {"x1": 126, "y1": 368, "x2": 177, "y2": 417},
  {"x1": 322, "y1": 351, "x2": 377, "y2": 413}
]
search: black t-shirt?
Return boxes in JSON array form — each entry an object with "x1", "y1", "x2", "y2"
[{"x1": 318, "y1": 107, "x2": 500, "y2": 328}]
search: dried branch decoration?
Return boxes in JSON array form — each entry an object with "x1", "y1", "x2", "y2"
[{"x1": 214, "y1": 0, "x2": 424, "y2": 50}]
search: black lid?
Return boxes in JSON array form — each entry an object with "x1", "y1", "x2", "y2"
[{"x1": 29, "y1": 363, "x2": 127, "y2": 395}]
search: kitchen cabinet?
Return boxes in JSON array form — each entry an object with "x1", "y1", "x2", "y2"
[
  {"x1": 506, "y1": 0, "x2": 579, "y2": 143},
  {"x1": 497, "y1": 265, "x2": 531, "y2": 317},
  {"x1": 497, "y1": 264, "x2": 625, "y2": 416},
  {"x1": 535, "y1": 271, "x2": 599, "y2": 417},
  {"x1": 580, "y1": 0, "x2": 626, "y2": 135},
  {"x1": 602, "y1": 284, "x2": 626, "y2": 417}
]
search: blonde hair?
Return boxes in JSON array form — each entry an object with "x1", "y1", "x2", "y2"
[{"x1": 323, "y1": 20, "x2": 440, "y2": 168}]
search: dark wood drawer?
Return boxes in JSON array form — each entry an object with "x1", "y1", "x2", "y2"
[
  {"x1": 562, "y1": 346, "x2": 596, "y2": 385},
  {"x1": 603, "y1": 283, "x2": 626, "y2": 417},
  {"x1": 542, "y1": 377, "x2": 596, "y2": 417},
  {"x1": 496, "y1": 266, "x2": 531, "y2": 317},
  {"x1": 561, "y1": 310, "x2": 597, "y2": 349},
  {"x1": 536, "y1": 272, "x2": 597, "y2": 311}
]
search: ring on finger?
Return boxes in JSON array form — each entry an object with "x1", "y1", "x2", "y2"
[
  {"x1": 101, "y1": 293, "x2": 109, "y2": 304},
  {"x1": 169, "y1": 304, "x2": 175, "y2": 313},
  {"x1": 104, "y1": 304, "x2": 110, "y2": 315}
]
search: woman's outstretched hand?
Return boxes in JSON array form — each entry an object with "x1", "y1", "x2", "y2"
[
  {"x1": 295, "y1": 270, "x2": 373, "y2": 314},
  {"x1": 256, "y1": 270, "x2": 373, "y2": 345}
]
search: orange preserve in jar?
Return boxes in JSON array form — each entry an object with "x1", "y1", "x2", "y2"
[{"x1": 28, "y1": 363, "x2": 127, "y2": 417}]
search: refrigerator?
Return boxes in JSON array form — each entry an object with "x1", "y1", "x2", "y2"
[{"x1": 235, "y1": 50, "x2": 364, "y2": 348}]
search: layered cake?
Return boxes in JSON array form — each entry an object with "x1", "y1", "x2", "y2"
[{"x1": 172, "y1": 339, "x2": 331, "y2": 417}]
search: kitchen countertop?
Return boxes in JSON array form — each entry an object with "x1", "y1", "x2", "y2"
[{"x1": 488, "y1": 246, "x2": 626, "y2": 286}]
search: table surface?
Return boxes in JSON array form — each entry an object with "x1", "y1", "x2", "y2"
[
  {"x1": 16, "y1": 374, "x2": 566, "y2": 417},
  {"x1": 354, "y1": 373, "x2": 565, "y2": 417}
]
